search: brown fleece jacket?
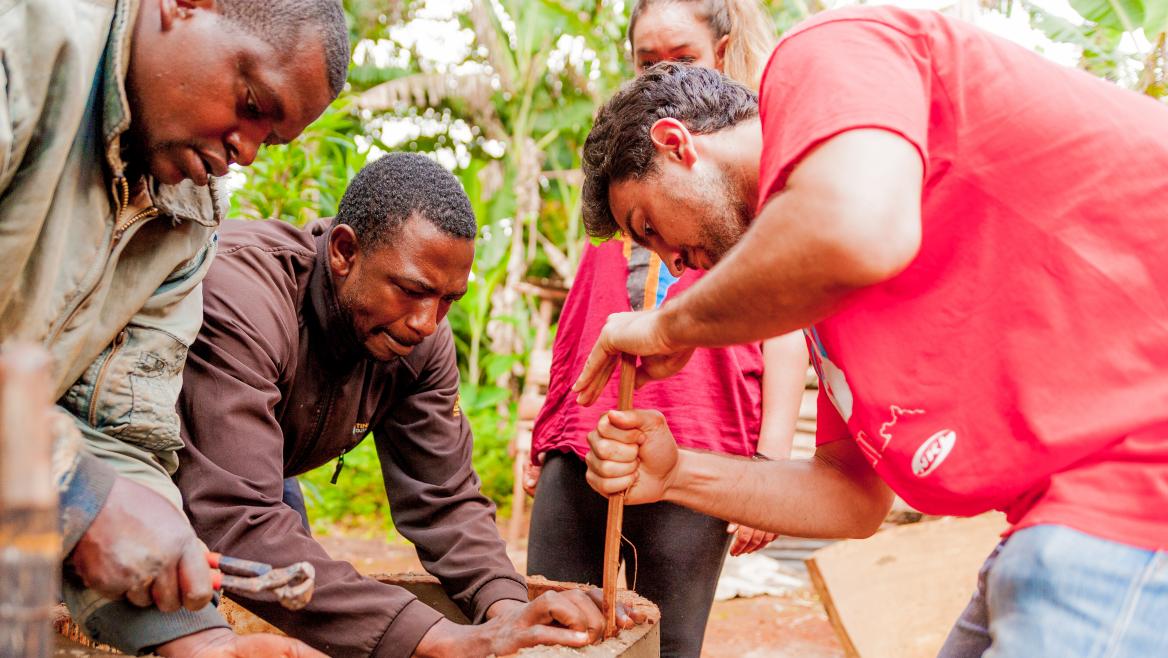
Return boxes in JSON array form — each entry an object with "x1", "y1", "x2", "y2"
[{"x1": 174, "y1": 219, "x2": 527, "y2": 658}]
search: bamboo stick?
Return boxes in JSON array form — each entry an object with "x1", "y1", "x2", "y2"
[
  {"x1": 603, "y1": 354, "x2": 637, "y2": 637},
  {"x1": 0, "y1": 345, "x2": 58, "y2": 658}
]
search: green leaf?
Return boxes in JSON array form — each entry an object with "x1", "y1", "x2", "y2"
[
  {"x1": 1069, "y1": 0, "x2": 1144, "y2": 32},
  {"x1": 460, "y1": 383, "x2": 511, "y2": 412},
  {"x1": 483, "y1": 353, "x2": 523, "y2": 381},
  {"x1": 1144, "y1": 0, "x2": 1168, "y2": 35}
]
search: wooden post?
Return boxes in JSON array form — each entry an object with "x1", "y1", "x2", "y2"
[
  {"x1": 0, "y1": 345, "x2": 59, "y2": 658},
  {"x1": 508, "y1": 298, "x2": 556, "y2": 545},
  {"x1": 603, "y1": 355, "x2": 637, "y2": 637}
]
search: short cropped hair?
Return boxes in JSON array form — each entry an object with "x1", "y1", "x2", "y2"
[
  {"x1": 220, "y1": 0, "x2": 350, "y2": 98},
  {"x1": 580, "y1": 62, "x2": 758, "y2": 239},
  {"x1": 333, "y1": 153, "x2": 477, "y2": 249}
]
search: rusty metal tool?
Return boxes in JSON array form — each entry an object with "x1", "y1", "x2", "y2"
[
  {"x1": 207, "y1": 552, "x2": 316, "y2": 610},
  {"x1": 602, "y1": 354, "x2": 637, "y2": 638}
]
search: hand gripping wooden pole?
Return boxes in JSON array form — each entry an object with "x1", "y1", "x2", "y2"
[{"x1": 603, "y1": 354, "x2": 637, "y2": 638}]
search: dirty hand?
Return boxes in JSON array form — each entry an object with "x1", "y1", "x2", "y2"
[
  {"x1": 522, "y1": 460, "x2": 542, "y2": 496},
  {"x1": 585, "y1": 409, "x2": 679, "y2": 505},
  {"x1": 415, "y1": 588, "x2": 640, "y2": 657},
  {"x1": 727, "y1": 524, "x2": 779, "y2": 556},
  {"x1": 571, "y1": 311, "x2": 694, "y2": 406},
  {"x1": 70, "y1": 476, "x2": 213, "y2": 612},
  {"x1": 156, "y1": 628, "x2": 326, "y2": 658}
]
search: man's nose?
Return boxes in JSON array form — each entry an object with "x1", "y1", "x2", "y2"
[
  {"x1": 663, "y1": 251, "x2": 686, "y2": 277},
  {"x1": 225, "y1": 127, "x2": 263, "y2": 167},
  {"x1": 405, "y1": 300, "x2": 439, "y2": 338}
]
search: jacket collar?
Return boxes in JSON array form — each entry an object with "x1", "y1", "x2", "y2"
[
  {"x1": 309, "y1": 225, "x2": 366, "y2": 368},
  {"x1": 100, "y1": 0, "x2": 222, "y2": 227}
]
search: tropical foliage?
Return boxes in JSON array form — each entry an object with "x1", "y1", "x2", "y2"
[{"x1": 1021, "y1": 0, "x2": 1168, "y2": 95}]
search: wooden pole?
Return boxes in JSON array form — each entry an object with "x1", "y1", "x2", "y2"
[
  {"x1": 0, "y1": 345, "x2": 58, "y2": 658},
  {"x1": 603, "y1": 354, "x2": 637, "y2": 637}
]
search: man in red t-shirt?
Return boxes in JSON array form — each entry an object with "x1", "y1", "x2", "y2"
[{"x1": 573, "y1": 7, "x2": 1168, "y2": 656}]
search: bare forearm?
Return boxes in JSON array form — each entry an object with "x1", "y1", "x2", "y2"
[
  {"x1": 662, "y1": 205, "x2": 852, "y2": 348},
  {"x1": 665, "y1": 449, "x2": 892, "y2": 539},
  {"x1": 756, "y1": 333, "x2": 808, "y2": 459}
]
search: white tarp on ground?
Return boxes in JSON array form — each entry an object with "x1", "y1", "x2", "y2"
[{"x1": 714, "y1": 552, "x2": 808, "y2": 601}]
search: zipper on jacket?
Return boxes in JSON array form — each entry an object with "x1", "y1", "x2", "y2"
[
  {"x1": 88, "y1": 329, "x2": 128, "y2": 427},
  {"x1": 114, "y1": 206, "x2": 160, "y2": 240},
  {"x1": 112, "y1": 176, "x2": 160, "y2": 238},
  {"x1": 330, "y1": 451, "x2": 346, "y2": 484},
  {"x1": 295, "y1": 382, "x2": 341, "y2": 481},
  {"x1": 111, "y1": 177, "x2": 130, "y2": 217},
  {"x1": 46, "y1": 177, "x2": 159, "y2": 346}
]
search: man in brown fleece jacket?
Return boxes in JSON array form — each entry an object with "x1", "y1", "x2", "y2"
[{"x1": 174, "y1": 154, "x2": 632, "y2": 657}]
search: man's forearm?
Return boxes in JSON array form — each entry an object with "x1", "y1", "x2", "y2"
[
  {"x1": 756, "y1": 333, "x2": 808, "y2": 459},
  {"x1": 665, "y1": 448, "x2": 892, "y2": 539},
  {"x1": 659, "y1": 201, "x2": 849, "y2": 350}
]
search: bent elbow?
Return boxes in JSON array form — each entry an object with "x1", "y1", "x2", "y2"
[
  {"x1": 846, "y1": 487, "x2": 896, "y2": 539},
  {"x1": 847, "y1": 514, "x2": 885, "y2": 540}
]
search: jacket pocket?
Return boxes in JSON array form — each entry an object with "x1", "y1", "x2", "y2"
[{"x1": 62, "y1": 324, "x2": 189, "y2": 454}]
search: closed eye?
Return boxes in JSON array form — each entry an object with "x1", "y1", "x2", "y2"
[
  {"x1": 396, "y1": 282, "x2": 427, "y2": 299},
  {"x1": 244, "y1": 88, "x2": 261, "y2": 119}
]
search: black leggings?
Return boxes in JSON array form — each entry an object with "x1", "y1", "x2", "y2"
[{"x1": 526, "y1": 452, "x2": 731, "y2": 658}]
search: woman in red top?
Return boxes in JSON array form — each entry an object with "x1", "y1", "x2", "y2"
[{"x1": 525, "y1": 3, "x2": 808, "y2": 656}]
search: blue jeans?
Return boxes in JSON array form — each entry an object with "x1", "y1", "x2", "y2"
[
  {"x1": 939, "y1": 525, "x2": 1168, "y2": 658},
  {"x1": 282, "y1": 477, "x2": 311, "y2": 533}
]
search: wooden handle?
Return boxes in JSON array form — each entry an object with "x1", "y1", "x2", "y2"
[
  {"x1": 602, "y1": 354, "x2": 637, "y2": 637},
  {"x1": 0, "y1": 344, "x2": 58, "y2": 658}
]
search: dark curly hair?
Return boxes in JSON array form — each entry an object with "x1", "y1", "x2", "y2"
[
  {"x1": 219, "y1": 0, "x2": 350, "y2": 98},
  {"x1": 333, "y1": 153, "x2": 477, "y2": 248},
  {"x1": 581, "y1": 62, "x2": 758, "y2": 239}
]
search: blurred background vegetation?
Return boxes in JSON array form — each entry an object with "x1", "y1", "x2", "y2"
[{"x1": 227, "y1": 0, "x2": 1166, "y2": 539}]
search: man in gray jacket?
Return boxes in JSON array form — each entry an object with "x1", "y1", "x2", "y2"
[{"x1": 1, "y1": 0, "x2": 346, "y2": 655}]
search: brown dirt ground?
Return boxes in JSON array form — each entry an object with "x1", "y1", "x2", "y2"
[{"x1": 315, "y1": 518, "x2": 843, "y2": 658}]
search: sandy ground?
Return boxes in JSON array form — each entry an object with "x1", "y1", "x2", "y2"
[{"x1": 316, "y1": 526, "x2": 844, "y2": 658}]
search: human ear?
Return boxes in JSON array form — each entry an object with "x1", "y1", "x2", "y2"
[
  {"x1": 160, "y1": 0, "x2": 216, "y2": 30},
  {"x1": 714, "y1": 34, "x2": 730, "y2": 71},
  {"x1": 177, "y1": 0, "x2": 217, "y2": 9},
  {"x1": 649, "y1": 118, "x2": 699, "y2": 168},
  {"x1": 328, "y1": 225, "x2": 361, "y2": 278}
]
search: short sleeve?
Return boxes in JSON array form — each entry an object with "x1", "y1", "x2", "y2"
[{"x1": 757, "y1": 17, "x2": 932, "y2": 204}]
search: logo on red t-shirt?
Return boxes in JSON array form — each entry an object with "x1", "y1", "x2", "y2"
[{"x1": 912, "y1": 430, "x2": 957, "y2": 477}]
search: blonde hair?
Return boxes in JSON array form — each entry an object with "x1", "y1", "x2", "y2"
[{"x1": 628, "y1": 0, "x2": 777, "y2": 90}]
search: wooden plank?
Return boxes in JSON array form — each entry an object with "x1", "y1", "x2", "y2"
[
  {"x1": 1, "y1": 346, "x2": 58, "y2": 658},
  {"x1": 806, "y1": 513, "x2": 1008, "y2": 658}
]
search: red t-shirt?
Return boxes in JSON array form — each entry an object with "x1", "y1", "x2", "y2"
[
  {"x1": 759, "y1": 7, "x2": 1168, "y2": 550},
  {"x1": 532, "y1": 240, "x2": 764, "y2": 462}
]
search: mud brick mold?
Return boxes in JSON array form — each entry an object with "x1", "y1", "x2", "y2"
[{"x1": 54, "y1": 574, "x2": 660, "y2": 657}]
